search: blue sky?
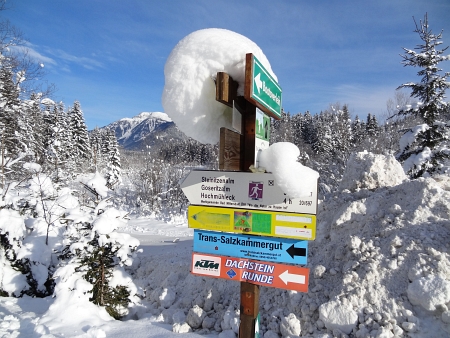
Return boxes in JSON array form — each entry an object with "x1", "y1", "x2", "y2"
[{"x1": 5, "y1": 0, "x2": 450, "y2": 129}]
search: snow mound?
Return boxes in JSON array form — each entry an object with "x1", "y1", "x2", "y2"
[
  {"x1": 40, "y1": 264, "x2": 113, "y2": 330},
  {"x1": 407, "y1": 275, "x2": 450, "y2": 311},
  {"x1": 186, "y1": 305, "x2": 207, "y2": 329},
  {"x1": 313, "y1": 174, "x2": 450, "y2": 337},
  {"x1": 129, "y1": 153, "x2": 450, "y2": 337},
  {"x1": 319, "y1": 299, "x2": 358, "y2": 334},
  {"x1": 162, "y1": 28, "x2": 276, "y2": 144},
  {"x1": 84, "y1": 171, "x2": 109, "y2": 197},
  {"x1": 0, "y1": 209, "x2": 26, "y2": 242},
  {"x1": 339, "y1": 151, "x2": 406, "y2": 192},
  {"x1": 259, "y1": 142, "x2": 319, "y2": 198},
  {"x1": 280, "y1": 313, "x2": 301, "y2": 336}
]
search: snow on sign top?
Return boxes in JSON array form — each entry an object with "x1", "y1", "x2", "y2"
[{"x1": 162, "y1": 28, "x2": 277, "y2": 144}]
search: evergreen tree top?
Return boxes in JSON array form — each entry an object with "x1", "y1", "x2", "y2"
[{"x1": 397, "y1": 13, "x2": 450, "y2": 121}]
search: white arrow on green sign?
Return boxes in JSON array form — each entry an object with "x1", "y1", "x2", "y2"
[{"x1": 245, "y1": 53, "x2": 282, "y2": 120}]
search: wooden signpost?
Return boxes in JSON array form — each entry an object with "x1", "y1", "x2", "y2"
[
  {"x1": 217, "y1": 54, "x2": 276, "y2": 337},
  {"x1": 184, "y1": 54, "x2": 317, "y2": 337}
]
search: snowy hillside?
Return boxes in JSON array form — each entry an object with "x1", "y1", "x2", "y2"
[
  {"x1": 102, "y1": 112, "x2": 184, "y2": 150},
  {"x1": 128, "y1": 153, "x2": 450, "y2": 338}
]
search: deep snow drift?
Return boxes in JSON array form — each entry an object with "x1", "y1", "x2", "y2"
[
  {"x1": 2, "y1": 152, "x2": 449, "y2": 337},
  {"x1": 131, "y1": 152, "x2": 450, "y2": 338}
]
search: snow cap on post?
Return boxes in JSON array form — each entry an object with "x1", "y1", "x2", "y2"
[
  {"x1": 259, "y1": 142, "x2": 319, "y2": 198},
  {"x1": 162, "y1": 28, "x2": 277, "y2": 144}
]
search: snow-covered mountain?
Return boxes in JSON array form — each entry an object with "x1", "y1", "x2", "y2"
[{"x1": 102, "y1": 112, "x2": 187, "y2": 150}]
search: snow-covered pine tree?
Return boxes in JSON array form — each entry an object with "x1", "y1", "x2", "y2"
[
  {"x1": 366, "y1": 113, "x2": 379, "y2": 137},
  {"x1": 59, "y1": 173, "x2": 141, "y2": 319},
  {"x1": 271, "y1": 110, "x2": 293, "y2": 143},
  {"x1": 68, "y1": 101, "x2": 91, "y2": 170},
  {"x1": 0, "y1": 58, "x2": 27, "y2": 186},
  {"x1": 102, "y1": 130, "x2": 122, "y2": 189},
  {"x1": 0, "y1": 3, "x2": 52, "y2": 184},
  {"x1": 42, "y1": 102, "x2": 72, "y2": 180},
  {"x1": 57, "y1": 102, "x2": 75, "y2": 175},
  {"x1": 301, "y1": 111, "x2": 317, "y2": 146},
  {"x1": 41, "y1": 101, "x2": 55, "y2": 166},
  {"x1": 362, "y1": 113, "x2": 381, "y2": 153},
  {"x1": 290, "y1": 112, "x2": 312, "y2": 163},
  {"x1": 351, "y1": 115, "x2": 367, "y2": 151},
  {"x1": 43, "y1": 104, "x2": 59, "y2": 172},
  {"x1": 0, "y1": 162, "x2": 83, "y2": 298},
  {"x1": 332, "y1": 105, "x2": 352, "y2": 164},
  {"x1": 0, "y1": 207, "x2": 28, "y2": 297},
  {"x1": 291, "y1": 113, "x2": 303, "y2": 149},
  {"x1": 312, "y1": 112, "x2": 333, "y2": 158},
  {"x1": 395, "y1": 13, "x2": 450, "y2": 178},
  {"x1": 90, "y1": 127, "x2": 103, "y2": 171},
  {"x1": 22, "y1": 93, "x2": 46, "y2": 164}
]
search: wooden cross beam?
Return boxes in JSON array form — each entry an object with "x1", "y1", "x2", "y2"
[{"x1": 216, "y1": 72, "x2": 256, "y2": 173}]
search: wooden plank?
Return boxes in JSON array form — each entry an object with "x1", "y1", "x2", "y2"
[
  {"x1": 244, "y1": 53, "x2": 253, "y2": 105},
  {"x1": 216, "y1": 72, "x2": 238, "y2": 107},
  {"x1": 219, "y1": 127, "x2": 242, "y2": 171}
]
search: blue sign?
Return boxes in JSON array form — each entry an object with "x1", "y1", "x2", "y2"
[{"x1": 193, "y1": 230, "x2": 308, "y2": 265}]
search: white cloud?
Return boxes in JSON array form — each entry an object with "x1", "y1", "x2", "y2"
[
  {"x1": 46, "y1": 48, "x2": 104, "y2": 70},
  {"x1": 11, "y1": 42, "x2": 103, "y2": 71},
  {"x1": 11, "y1": 43, "x2": 57, "y2": 67}
]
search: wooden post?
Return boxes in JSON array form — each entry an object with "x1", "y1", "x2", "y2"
[
  {"x1": 216, "y1": 72, "x2": 259, "y2": 338},
  {"x1": 219, "y1": 127, "x2": 242, "y2": 171},
  {"x1": 239, "y1": 281, "x2": 260, "y2": 337}
]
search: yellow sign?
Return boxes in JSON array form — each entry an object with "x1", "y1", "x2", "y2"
[{"x1": 188, "y1": 205, "x2": 316, "y2": 241}]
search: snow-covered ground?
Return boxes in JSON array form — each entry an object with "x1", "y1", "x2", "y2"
[
  {"x1": 1, "y1": 152, "x2": 450, "y2": 338},
  {"x1": 0, "y1": 217, "x2": 206, "y2": 338}
]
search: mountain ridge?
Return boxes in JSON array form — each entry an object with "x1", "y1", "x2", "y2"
[{"x1": 100, "y1": 111, "x2": 186, "y2": 151}]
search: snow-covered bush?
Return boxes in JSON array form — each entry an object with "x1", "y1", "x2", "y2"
[
  {"x1": 59, "y1": 172, "x2": 141, "y2": 319},
  {"x1": 0, "y1": 208, "x2": 28, "y2": 296},
  {"x1": 2, "y1": 166, "x2": 141, "y2": 321},
  {"x1": 0, "y1": 165, "x2": 71, "y2": 297}
]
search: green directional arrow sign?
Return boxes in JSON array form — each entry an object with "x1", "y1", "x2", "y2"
[{"x1": 245, "y1": 53, "x2": 282, "y2": 120}]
